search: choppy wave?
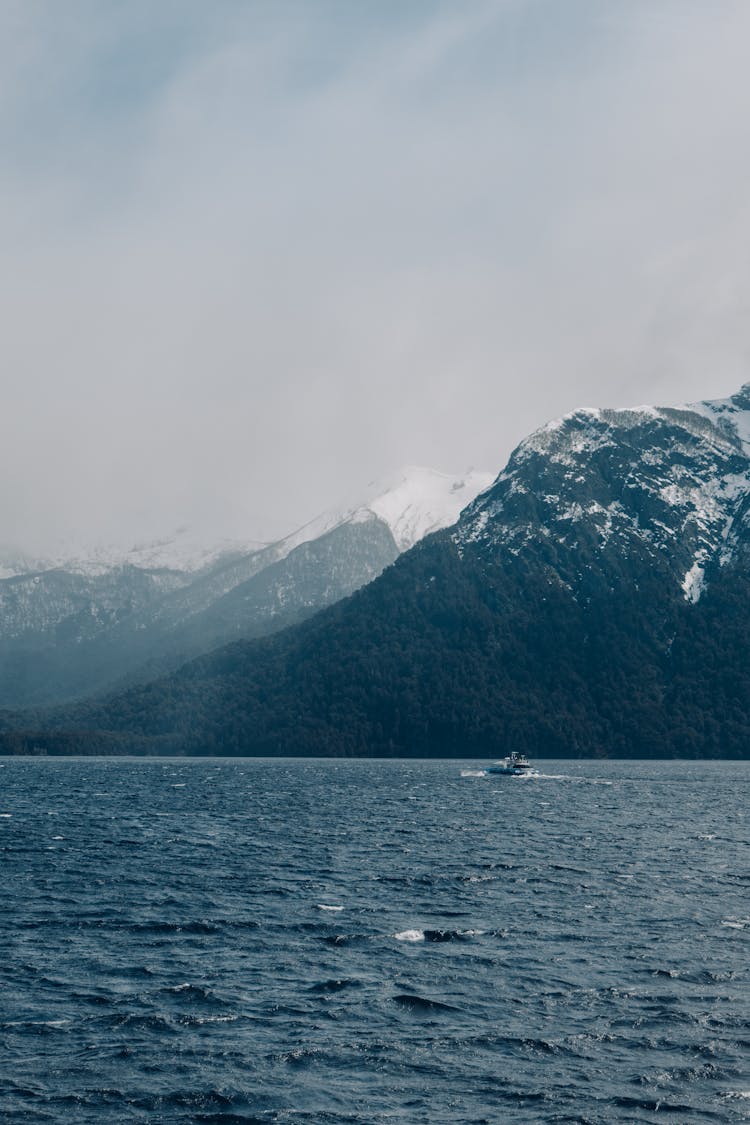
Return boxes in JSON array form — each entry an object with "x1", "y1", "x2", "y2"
[{"x1": 1, "y1": 756, "x2": 748, "y2": 1124}]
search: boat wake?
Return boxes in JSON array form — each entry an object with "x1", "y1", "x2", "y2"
[
  {"x1": 532, "y1": 773, "x2": 614, "y2": 785},
  {"x1": 462, "y1": 768, "x2": 613, "y2": 785}
]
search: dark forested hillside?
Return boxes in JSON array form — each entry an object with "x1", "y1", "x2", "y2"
[
  {"x1": 4, "y1": 530, "x2": 750, "y2": 759},
  {"x1": 5, "y1": 388, "x2": 750, "y2": 759},
  {"x1": 0, "y1": 513, "x2": 399, "y2": 709}
]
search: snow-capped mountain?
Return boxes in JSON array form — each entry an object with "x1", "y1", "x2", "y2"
[
  {"x1": 24, "y1": 382, "x2": 750, "y2": 761},
  {"x1": 457, "y1": 386, "x2": 750, "y2": 605},
  {"x1": 1, "y1": 467, "x2": 490, "y2": 581},
  {"x1": 364, "y1": 466, "x2": 494, "y2": 551},
  {"x1": 0, "y1": 466, "x2": 491, "y2": 708},
  {"x1": 265, "y1": 466, "x2": 493, "y2": 556},
  {"x1": 0, "y1": 530, "x2": 271, "y2": 581}
]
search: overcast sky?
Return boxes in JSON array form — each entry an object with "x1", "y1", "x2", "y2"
[{"x1": 3, "y1": 0, "x2": 750, "y2": 552}]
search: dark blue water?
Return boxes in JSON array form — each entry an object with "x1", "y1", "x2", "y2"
[{"x1": 1, "y1": 758, "x2": 748, "y2": 1124}]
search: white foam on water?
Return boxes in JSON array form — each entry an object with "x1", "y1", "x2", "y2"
[
  {"x1": 317, "y1": 904, "x2": 344, "y2": 912},
  {"x1": 51, "y1": 836, "x2": 65, "y2": 841},
  {"x1": 460, "y1": 769, "x2": 487, "y2": 777},
  {"x1": 0, "y1": 813, "x2": 12, "y2": 818},
  {"x1": 394, "y1": 929, "x2": 425, "y2": 942},
  {"x1": 721, "y1": 918, "x2": 749, "y2": 930},
  {"x1": 723, "y1": 1091, "x2": 750, "y2": 1104},
  {"x1": 531, "y1": 773, "x2": 614, "y2": 785},
  {"x1": 6, "y1": 1019, "x2": 70, "y2": 1028}
]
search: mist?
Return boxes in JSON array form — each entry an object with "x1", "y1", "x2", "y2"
[{"x1": 3, "y1": 0, "x2": 750, "y2": 553}]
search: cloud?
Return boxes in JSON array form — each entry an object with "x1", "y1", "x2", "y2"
[{"x1": 2, "y1": 0, "x2": 750, "y2": 552}]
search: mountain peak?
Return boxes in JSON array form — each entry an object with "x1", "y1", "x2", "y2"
[
  {"x1": 456, "y1": 385, "x2": 750, "y2": 607},
  {"x1": 1, "y1": 466, "x2": 494, "y2": 582},
  {"x1": 279, "y1": 466, "x2": 494, "y2": 556},
  {"x1": 11, "y1": 384, "x2": 750, "y2": 761},
  {"x1": 690, "y1": 384, "x2": 750, "y2": 454},
  {"x1": 364, "y1": 466, "x2": 494, "y2": 551}
]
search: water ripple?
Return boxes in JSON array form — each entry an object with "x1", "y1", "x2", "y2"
[{"x1": 0, "y1": 756, "x2": 748, "y2": 1123}]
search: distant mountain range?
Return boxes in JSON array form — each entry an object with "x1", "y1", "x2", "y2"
[
  {"x1": 0, "y1": 467, "x2": 491, "y2": 708},
  {"x1": 4, "y1": 387, "x2": 750, "y2": 760}
]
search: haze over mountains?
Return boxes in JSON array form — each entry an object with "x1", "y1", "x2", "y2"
[
  {"x1": 4, "y1": 385, "x2": 750, "y2": 760},
  {"x1": 0, "y1": 467, "x2": 491, "y2": 709}
]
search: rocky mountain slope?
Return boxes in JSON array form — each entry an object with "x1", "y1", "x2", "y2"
[
  {"x1": 6, "y1": 387, "x2": 750, "y2": 759},
  {"x1": 457, "y1": 390, "x2": 750, "y2": 598},
  {"x1": 0, "y1": 467, "x2": 490, "y2": 708}
]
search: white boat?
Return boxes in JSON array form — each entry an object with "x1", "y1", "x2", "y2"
[{"x1": 486, "y1": 752, "x2": 535, "y2": 776}]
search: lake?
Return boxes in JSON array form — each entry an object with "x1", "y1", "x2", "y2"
[{"x1": 1, "y1": 757, "x2": 748, "y2": 1123}]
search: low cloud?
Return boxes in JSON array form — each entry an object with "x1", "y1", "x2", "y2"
[{"x1": 3, "y1": 0, "x2": 750, "y2": 552}]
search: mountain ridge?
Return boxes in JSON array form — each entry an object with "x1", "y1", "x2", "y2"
[
  {"x1": 0, "y1": 466, "x2": 489, "y2": 708},
  {"x1": 0, "y1": 466, "x2": 492, "y2": 580},
  {"x1": 4, "y1": 387, "x2": 750, "y2": 759}
]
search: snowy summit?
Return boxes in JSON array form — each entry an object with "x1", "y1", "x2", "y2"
[{"x1": 456, "y1": 382, "x2": 750, "y2": 606}]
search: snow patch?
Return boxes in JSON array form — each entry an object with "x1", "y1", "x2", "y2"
[
  {"x1": 287, "y1": 467, "x2": 494, "y2": 555},
  {"x1": 688, "y1": 385, "x2": 750, "y2": 455},
  {"x1": 367, "y1": 467, "x2": 494, "y2": 550},
  {"x1": 1, "y1": 530, "x2": 268, "y2": 578},
  {"x1": 454, "y1": 384, "x2": 750, "y2": 605},
  {"x1": 682, "y1": 560, "x2": 706, "y2": 604},
  {"x1": 2, "y1": 467, "x2": 494, "y2": 581}
]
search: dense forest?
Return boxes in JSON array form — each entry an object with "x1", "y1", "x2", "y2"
[
  {"x1": 5, "y1": 400, "x2": 750, "y2": 761},
  {"x1": 0, "y1": 515, "x2": 399, "y2": 710},
  {"x1": 2, "y1": 526, "x2": 749, "y2": 759}
]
